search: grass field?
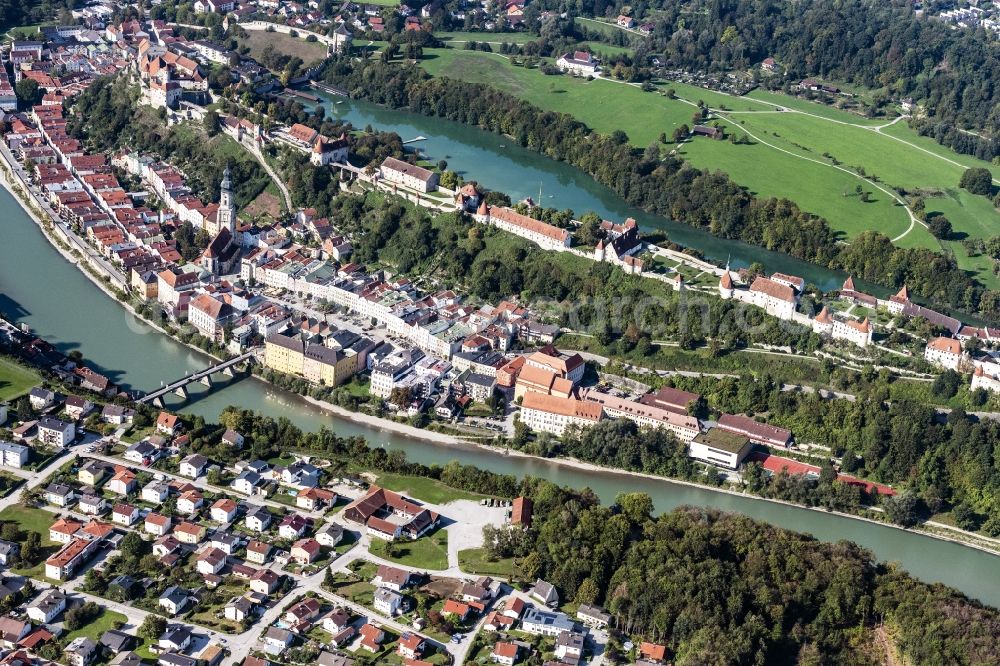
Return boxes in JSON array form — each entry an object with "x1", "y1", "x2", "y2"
[
  {"x1": 238, "y1": 30, "x2": 328, "y2": 65},
  {"x1": 0, "y1": 358, "x2": 39, "y2": 401},
  {"x1": 417, "y1": 47, "x2": 1000, "y2": 288},
  {"x1": 419, "y1": 49, "x2": 909, "y2": 244},
  {"x1": 457, "y1": 548, "x2": 524, "y2": 580},
  {"x1": 376, "y1": 472, "x2": 485, "y2": 503},
  {"x1": 437, "y1": 31, "x2": 539, "y2": 44},
  {"x1": 0, "y1": 506, "x2": 57, "y2": 542},
  {"x1": 370, "y1": 529, "x2": 449, "y2": 570},
  {"x1": 61, "y1": 609, "x2": 127, "y2": 643}
]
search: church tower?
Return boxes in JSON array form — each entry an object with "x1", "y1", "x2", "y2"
[{"x1": 217, "y1": 162, "x2": 236, "y2": 234}]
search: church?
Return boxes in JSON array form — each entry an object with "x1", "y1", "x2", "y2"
[{"x1": 200, "y1": 165, "x2": 239, "y2": 275}]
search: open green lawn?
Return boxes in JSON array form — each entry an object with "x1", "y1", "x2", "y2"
[
  {"x1": 61, "y1": 609, "x2": 127, "y2": 643},
  {"x1": 417, "y1": 47, "x2": 1000, "y2": 287},
  {"x1": 457, "y1": 548, "x2": 524, "y2": 580},
  {"x1": 438, "y1": 31, "x2": 538, "y2": 44},
  {"x1": 238, "y1": 30, "x2": 328, "y2": 65},
  {"x1": 369, "y1": 529, "x2": 449, "y2": 570},
  {"x1": 0, "y1": 506, "x2": 57, "y2": 543},
  {"x1": 376, "y1": 472, "x2": 485, "y2": 503},
  {"x1": 0, "y1": 358, "x2": 40, "y2": 401}
]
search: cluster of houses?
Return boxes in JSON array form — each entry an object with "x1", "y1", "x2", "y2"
[{"x1": 0, "y1": 588, "x2": 225, "y2": 666}]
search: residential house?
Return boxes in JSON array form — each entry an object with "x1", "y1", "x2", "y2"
[
  {"x1": 373, "y1": 565, "x2": 413, "y2": 592},
  {"x1": 555, "y1": 632, "x2": 585, "y2": 661},
  {"x1": 158, "y1": 586, "x2": 190, "y2": 615},
  {"x1": 65, "y1": 637, "x2": 98, "y2": 666},
  {"x1": 246, "y1": 540, "x2": 272, "y2": 564},
  {"x1": 315, "y1": 523, "x2": 343, "y2": 547},
  {"x1": 26, "y1": 589, "x2": 67, "y2": 624},
  {"x1": 211, "y1": 499, "x2": 238, "y2": 523},
  {"x1": 158, "y1": 626, "x2": 192, "y2": 653},
  {"x1": 99, "y1": 630, "x2": 135, "y2": 656},
  {"x1": 297, "y1": 487, "x2": 336, "y2": 511},
  {"x1": 358, "y1": 624, "x2": 384, "y2": 652},
  {"x1": 45, "y1": 483, "x2": 77, "y2": 507},
  {"x1": 142, "y1": 481, "x2": 171, "y2": 504},
  {"x1": 263, "y1": 627, "x2": 292, "y2": 655},
  {"x1": 492, "y1": 642, "x2": 519, "y2": 666},
  {"x1": 63, "y1": 396, "x2": 93, "y2": 420},
  {"x1": 78, "y1": 461, "x2": 108, "y2": 486},
  {"x1": 112, "y1": 503, "x2": 139, "y2": 526},
  {"x1": 225, "y1": 596, "x2": 254, "y2": 623},
  {"x1": 106, "y1": 469, "x2": 136, "y2": 495},
  {"x1": 37, "y1": 417, "x2": 75, "y2": 447},
  {"x1": 176, "y1": 489, "x2": 204, "y2": 514},
  {"x1": 245, "y1": 506, "x2": 271, "y2": 532},
  {"x1": 179, "y1": 454, "x2": 208, "y2": 478},
  {"x1": 576, "y1": 603, "x2": 611, "y2": 628},
  {"x1": 29, "y1": 388, "x2": 56, "y2": 410},
  {"x1": 373, "y1": 588, "x2": 403, "y2": 616},
  {"x1": 78, "y1": 495, "x2": 107, "y2": 516},
  {"x1": 397, "y1": 633, "x2": 425, "y2": 660},
  {"x1": 174, "y1": 522, "x2": 206, "y2": 545},
  {"x1": 290, "y1": 538, "x2": 321, "y2": 565},
  {"x1": 144, "y1": 513, "x2": 172, "y2": 537},
  {"x1": 196, "y1": 547, "x2": 228, "y2": 575},
  {"x1": 0, "y1": 540, "x2": 18, "y2": 566},
  {"x1": 156, "y1": 412, "x2": 180, "y2": 435},
  {"x1": 529, "y1": 579, "x2": 559, "y2": 607},
  {"x1": 249, "y1": 568, "x2": 280, "y2": 595}
]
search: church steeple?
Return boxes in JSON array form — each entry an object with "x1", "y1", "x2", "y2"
[{"x1": 217, "y1": 162, "x2": 235, "y2": 234}]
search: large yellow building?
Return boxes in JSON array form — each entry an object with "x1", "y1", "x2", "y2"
[{"x1": 265, "y1": 331, "x2": 356, "y2": 387}]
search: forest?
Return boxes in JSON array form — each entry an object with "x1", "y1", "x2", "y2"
[{"x1": 320, "y1": 59, "x2": 1000, "y2": 319}]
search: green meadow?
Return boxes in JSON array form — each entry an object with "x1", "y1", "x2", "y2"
[{"x1": 418, "y1": 47, "x2": 1000, "y2": 288}]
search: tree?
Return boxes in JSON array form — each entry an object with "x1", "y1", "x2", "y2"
[
  {"x1": 959, "y1": 167, "x2": 993, "y2": 196},
  {"x1": 883, "y1": 491, "x2": 922, "y2": 527},
  {"x1": 139, "y1": 614, "x2": 167, "y2": 641},
  {"x1": 204, "y1": 110, "x2": 220, "y2": 136},
  {"x1": 951, "y1": 502, "x2": 981, "y2": 531},
  {"x1": 15, "y1": 79, "x2": 40, "y2": 107},
  {"x1": 615, "y1": 492, "x2": 653, "y2": 524},
  {"x1": 65, "y1": 602, "x2": 101, "y2": 631},
  {"x1": 20, "y1": 531, "x2": 41, "y2": 564},
  {"x1": 927, "y1": 214, "x2": 952, "y2": 239},
  {"x1": 323, "y1": 565, "x2": 336, "y2": 589}
]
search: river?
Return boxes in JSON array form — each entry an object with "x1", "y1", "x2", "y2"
[
  {"x1": 2, "y1": 133, "x2": 1000, "y2": 607},
  {"x1": 319, "y1": 94, "x2": 873, "y2": 293}
]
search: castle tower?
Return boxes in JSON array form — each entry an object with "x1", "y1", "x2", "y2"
[{"x1": 217, "y1": 162, "x2": 235, "y2": 234}]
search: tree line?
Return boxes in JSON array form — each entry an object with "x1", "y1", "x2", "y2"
[{"x1": 320, "y1": 59, "x2": 1000, "y2": 319}]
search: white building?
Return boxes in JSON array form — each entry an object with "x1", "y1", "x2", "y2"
[
  {"x1": 688, "y1": 428, "x2": 753, "y2": 469},
  {"x1": 0, "y1": 441, "x2": 30, "y2": 468},
  {"x1": 556, "y1": 51, "x2": 599, "y2": 75},
  {"x1": 379, "y1": 157, "x2": 439, "y2": 193},
  {"x1": 580, "y1": 389, "x2": 700, "y2": 441},
  {"x1": 718, "y1": 271, "x2": 799, "y2": 321},
  {"x1": 925, "y1": 336, "x2": 966, "y2": 371},
  {"x1": 520, "y1": 392, "x2": 604, "y2": 437},
  {"x1": 37, "y1": 417, "x2": 75, "y2": 447},
  {"x1": 474, "y1": 203, "x2": 571, "y2": 252}
]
